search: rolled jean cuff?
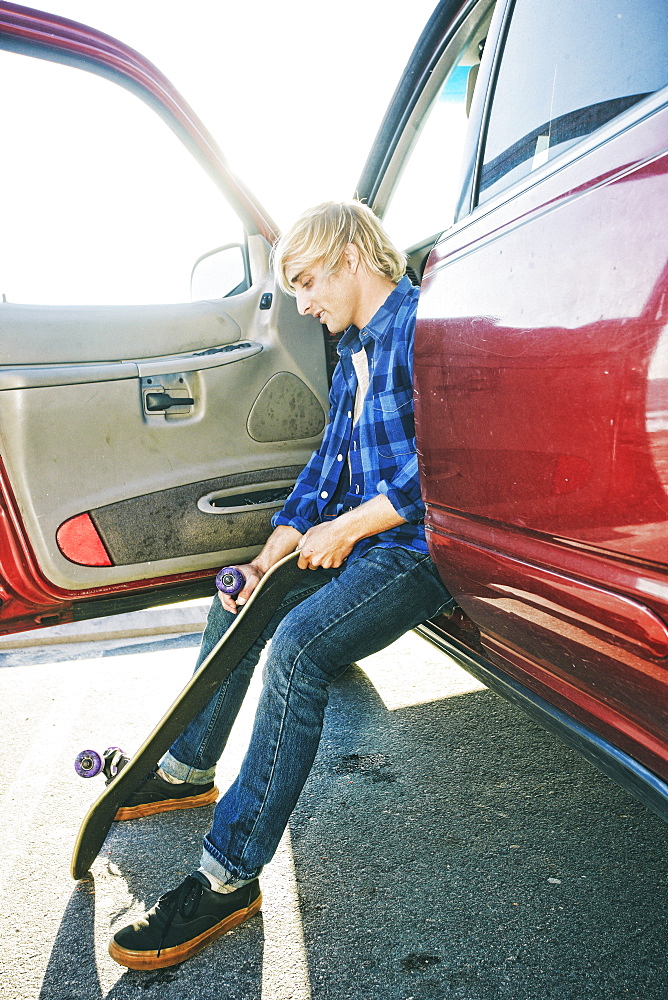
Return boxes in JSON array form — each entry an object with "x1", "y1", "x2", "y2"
[
  {"x1": 201, "y1": 839, "x2": 261, "y2": 886},
  {"x1": 159, "y1": 751, "x2": 216, "y2": 785}
]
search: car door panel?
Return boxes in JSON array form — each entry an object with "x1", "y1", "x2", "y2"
[
  {"x1": 0, "y1": 255, "x2": 327, "y2": 596},
  {"x1": 415, "y1": 96, "x2": 668, "y2": 778},
  {"x1": 0, "y1": 299, "x2": 242, "y2": 366},
  {"x1": 0, "y1": 7, "x2": 333, "y2": 632}
]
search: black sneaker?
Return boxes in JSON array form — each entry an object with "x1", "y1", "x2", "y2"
[
  {"x1": 109, "y1": 873, "x2": 262, "y2": 970},
  {"x1": 114, "y1": 770, "x2": 218, "y2": 821}
]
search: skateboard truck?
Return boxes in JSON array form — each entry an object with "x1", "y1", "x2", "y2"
[{"x1": 75, "y1": 746, "x2": 130, "y2": 783}]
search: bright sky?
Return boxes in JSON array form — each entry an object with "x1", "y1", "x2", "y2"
[
  {"x1": 0, "y1": 1, "x2": 440, "y2": 305},
  {"x1": 37, "y1": 0, "x2": 439, "y2": 217}
]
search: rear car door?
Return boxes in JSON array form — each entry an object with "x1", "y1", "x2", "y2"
[
  {"x1": 386, "y1": 0, "x2": 668, "y2": 791},
  {"x1": 0, "y1": 5, "x2": 329, "y2": 634}
]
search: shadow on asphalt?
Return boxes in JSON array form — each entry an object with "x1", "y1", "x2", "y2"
[
  {"x1": 293, "y1": 667, "x2": 668, "y2": 999},
  {"x1": 41, "y1": 661, "x2": 667, "y2": 999},
  {"x1": 39, "y1": 876, "x2": 99, "y2": 1000}
]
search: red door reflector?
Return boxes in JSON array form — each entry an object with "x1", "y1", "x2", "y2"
[{"x1": 56, "y1": 513, "x2": 113, "y2": 566}]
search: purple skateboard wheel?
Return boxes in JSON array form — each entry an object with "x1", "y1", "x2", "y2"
[
  {"x1": 75, "y1": 749, "x2": 102, "y2": 778},
  {"x1": 215, "y1": 566, "x2": 245, "y2": 597}
]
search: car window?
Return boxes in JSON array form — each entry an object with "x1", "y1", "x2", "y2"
[
  {"x1": 478, "y1": 0, "x2": 668, "y2": 204},
  {"x1": 0, "y1": 51, "x2": 245, "y2": 306},
  {"x1": 382, "y1": 1, "x2": 495, "y2": 251},
  {"x1": 382, "y1": 63, "x2": 471, "y2": 251}
]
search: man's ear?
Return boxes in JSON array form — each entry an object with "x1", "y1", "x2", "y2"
[{"x1": 343, "y1": 243, "x2": 361, "y2": 273}]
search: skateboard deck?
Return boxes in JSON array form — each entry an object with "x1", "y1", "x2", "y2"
[{"x1": 71, "y1": 551, "x2": 302, "y2": 880}]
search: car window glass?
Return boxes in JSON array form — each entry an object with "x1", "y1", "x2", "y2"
[
  {"x1": 479, "y1": 0, "x2": 668, "y2": 204},
  {"x1": 382, "y1": 3, "x2": 495, "y2": 250},
  {"x1": 0, "y1": 51, "x2": 245, "y2": 305},
  {"x1": 382, "y1": 63, "x2": 471, "y2": 251}
]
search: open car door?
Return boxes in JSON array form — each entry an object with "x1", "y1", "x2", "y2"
[{"x1": 0, "y1": 4, "x2": 329, "y2": 635}]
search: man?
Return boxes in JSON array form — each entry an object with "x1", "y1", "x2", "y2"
[{"x1": 109, "y1": 201, "x2": 453, "y2": 970}]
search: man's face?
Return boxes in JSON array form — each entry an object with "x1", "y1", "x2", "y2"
[{"x1": 289, "y1": 257, "x2": 360, "y2": 334}]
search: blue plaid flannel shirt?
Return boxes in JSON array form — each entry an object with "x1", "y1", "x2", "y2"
[{"x1": 272, "y1": 275, "x2": 428, "y2": 562}]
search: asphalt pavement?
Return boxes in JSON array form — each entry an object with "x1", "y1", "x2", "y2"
[{"x1": 0, "y1": 601, "x2": 666, "y2": 1000}]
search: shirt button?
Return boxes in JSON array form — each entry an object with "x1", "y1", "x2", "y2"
[
  {"x1": 320, "y1": 491, "x2": 329, "y2": 499},
  {"x1": 337, "y1": 454, "x2": 343, "y2": 462},
  {"x1": 347, "y1": 411, "x2": 352, "y2": 418}
]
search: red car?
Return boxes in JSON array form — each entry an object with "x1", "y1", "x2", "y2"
[{"x1": 1, "y1": 0, "x2": 668, "y2": 821}]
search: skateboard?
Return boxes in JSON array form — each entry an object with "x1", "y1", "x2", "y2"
[
  {"x1": 72, "y1": 570, "x2": 246, "y2": 785},
  {"x1": 71, "y1": 551, "x2": 302, "y2": 880}
]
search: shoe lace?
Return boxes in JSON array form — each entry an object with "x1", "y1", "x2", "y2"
[{"x1": 157, "y1": 875, "x2": 204, "y2": 957}]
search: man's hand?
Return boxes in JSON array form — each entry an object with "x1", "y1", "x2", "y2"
[
  {"x1": 218, "y1": 524, "x2": 302, "y2": 613},
  {"x1": 296, "y1": 519, "x2": 355, "y2": 570},
  {"x1": 218, "y1": 561, "x2": 264, "y2": 613},
  {"x1": 297, "y1": 494, "x2": 406, "y2": 570}
]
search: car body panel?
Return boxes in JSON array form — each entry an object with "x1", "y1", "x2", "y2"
[{"x1": 415, "y1": 77, "x2": 668, "y2": 780}]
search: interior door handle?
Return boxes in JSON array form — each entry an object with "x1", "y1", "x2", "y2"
[{"x1": 145, "y1": 391, "x2": 195, "y2": 411}]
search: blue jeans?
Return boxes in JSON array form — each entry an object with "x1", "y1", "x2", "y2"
[{"x1": 161, "y1": 546, "x2": 452, "y2": 884}]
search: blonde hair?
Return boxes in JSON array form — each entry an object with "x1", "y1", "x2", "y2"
[{"x1": 272, "y1": 200, "x2": 406, "y2": 295}]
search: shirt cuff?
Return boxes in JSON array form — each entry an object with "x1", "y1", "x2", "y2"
[
  {"x1": 271, "y1": 511, "x2": 315, "y2": 534},
  {"x1": 377, "y1": 479, "x2": 425, "y2": 524}
]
